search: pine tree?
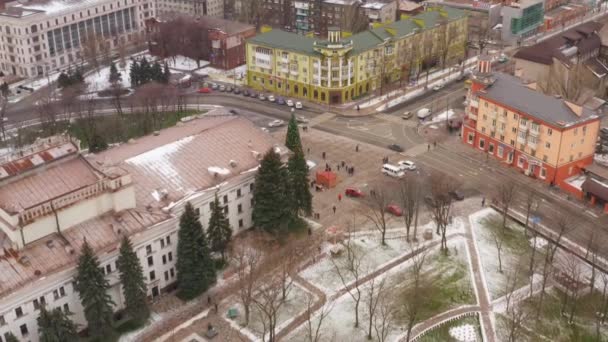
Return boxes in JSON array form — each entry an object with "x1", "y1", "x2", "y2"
[
  {"x1": 108, "y1": 62, "x2": 122, "y2": 85},
  {"x1": 37, "y1": 306, "x2": 79, "y2": 342},
  {"x1": 288, "y1": 148, "x2": 312, "y2": 216},
  {"x1": 129, "y1": 59, "x2": 139, "y2": 87},
  {"x1": 139, "y1": 57, "x2": 151, "y2": 84},
  {"x1": 162, "y1": 62, "x2": 171, "y2": 84},
  {"x1": 72, "y1": 68, "x2": 84, "y2": 84},
  {"x1": 176, "y1": 203, "x2": 215, "y2": 300},
  {"x1": 4, "y1": 332, "x2": 18, "y2": 342},
  {"x1": 89, "y1": 134, "x2": 108, "y2": 153},
  {"x1": 75, "y1": 240, "x2": 115, "y2": 341},
  {"x1": 57, "y1": 72, "x2": 71, "y2": 88},
  {"x1": 0, "y1": 82, "x2": 10, "y2": 97},
  {"x1": 150, "y1": 62, "x2": 163, "y2": 83},
  {"x1": 285, "y1": 113, "x2": 303, "y2": 153},
  {"x1": 207, "y1": 194, "x2": 233, "y2": 262},
  {"x1": 117, "y1": 236, "x2": 150, "y2": 325},
  {"x1": 253, "y1": 148, "x2": 294, "y2": 235}
]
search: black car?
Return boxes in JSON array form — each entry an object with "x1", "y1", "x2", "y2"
[
  {"x1": 233, "y1": 88, "x2": 241, "y2": 94},
  {"x1": 242, "y1": 90, "x2": 250, "y2": 96},
  {"x1": 449, "y1": 190, "x2": 465, "y2": 201},
  {"x1": 388, "y1": 144, "x2": 404, "y2": 152},
  {"x1": 229, "y1": 109, "x2": 239, "y2": 115}
]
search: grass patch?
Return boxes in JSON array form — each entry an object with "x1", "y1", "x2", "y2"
[
  {"x1": 418, "y1": 315, "x2": 481, "y2": 342},
  {"x1": 116, "y1": 318, "x2": 143, "y2": 333}
]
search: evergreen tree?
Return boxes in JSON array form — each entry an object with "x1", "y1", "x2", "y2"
[
  {"x1": 253, "y1": 148, "x2": 294, "y2": 235},
  {"x1": 162, "y1": 62, "x2": 171, "y2": 84},
  {"x1": 288, "y1": 148, "x2": 312, "y2": 216},
  {"x1": 176, "y1": 203, "x2": 215, "y2": 300},
  {"x1": 37, "y1": 306, "x2": 79, "y2": 342},
  {"x1": 129, "y1": 59, "x2": 139, "y2": 87},
  {"x1": 285, "y1": 113, "x2": 303, "y2": 153},
  {"x1": 108, "y1": 62, "x2": 122, "y2": 85},
  {"x1": 207, "y1": 194, "x2": 233, "y2": 262},
  {"x1": 72, "y1": 68, "x2": 84, "y2": 84},
  {"x1": 89, "y1": 134, "x2": 108, "y2": 153},
  {"x1": 57, "y1": 72, "x2": 71, "y2": 88},
  {"x1": 0, "y1": 82, "x2": 10, "y2": 97},
  {"x1": 116, "y1": 236, "x2": 150, "y2": 325},
  {"x1": 75, "y1": 240, "x2": 115, "y2": 341},
  {"x1": 139, "y1": 57, "x2": 151, "y2": 84},
  {"x1": 4, "y1": 332, "x2": 18, "y2": 342},
  {"x1": 150, "y1": 62, "x2": 163, "y2": 83}
]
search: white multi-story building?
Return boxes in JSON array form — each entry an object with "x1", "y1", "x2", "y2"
[
  {"x1": 0, "y1": 0, "x2": 154, "y2": 78},
  {"x1": 0, "y1": 113, "x2": 284, "y2": 341},
  {"x1": 155, "y1": 0, "x2": 223, "y2": 20}
]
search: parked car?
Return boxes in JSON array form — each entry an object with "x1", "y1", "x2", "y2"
[
  {"x1": 277, "y1": 97, "x2": 286, "y2": 105},
  {"x1": 268, "y1": 119, "x2": 285, "y2": 127},
  {"x1": 382, "y1": 164, "x2": 405, "y2": 178},
  {"x1": 219, "y1": 85, "x2": 226, "y2": 92},
  {"x1": 296, "y1": 115, "x2": 309, "y2": 123},
  {"x1": 268, "y1": 95, "x2": 276, "y2": 102},
  {"x1": 226, "y1": 86, "x2": 233, "y2": 92},
  {"x1": 417, "y1": 108, "x2": 431, "y2": 120},
  {"x1": 388, "y1": 144, "x2": 404, "y2": 152},
  {"x1": 397, "y1": 160, "x2": 416, "y2": 171},
  {"x1": 386, "y1": 204, "x2": 403, "y2": 216},
  {"x1": 345, "y1": 187, "x2": 364, "y2": 198},
  {"x1": 295, "y1": 101, "x2": 303, "y2": 109},
  {"x1": 229, "y1": 109, "x2": 239, "y2": 115},
  {"x1": 211, "y1": 83, "x2": 219, "y2": 90},
  {"x1": 250, "y1": 92, "x2": 258, "y2": 98},
  {"x1": 197, "y1": 87, "x2": 212, "y2": 93},
  {"x1": 233, "y1": 88, "x2": 241, "y2": 94},
  {"x1": 432, "y1": 83, "x2": 444, "y2": 91},
  {"x1": 449, "y1": 190, "x2": 465, "y2": 201},
  {"x1": 498, "y1": 53, "x2": 508, "y2": 63},
  {"x1": 287, "y1": 99, "x2": 294, "y2": 107},
  {"x1": 258, "y1": 93, "x2": 266, "y2": 100},
  {"x1": 242, "y1": 90, "x2": 250, "y2": 96},
  {"x1": 401, "y1": 111, "x2": 413, "y2": 120}
]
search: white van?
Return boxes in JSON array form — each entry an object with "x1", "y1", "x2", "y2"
[
  {"x1": 382, "y1": 164, "x2": 405, "y2": 178},
  {"x1": 417, "y1": 108, "x2": 431, "y2": 119}
]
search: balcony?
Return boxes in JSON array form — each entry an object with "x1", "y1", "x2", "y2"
[
  {"x1": 527, "y1": 139, "x2": 538, "y2": 150},
  {"x1": 468, "y1": 112, "x2": 477, "y2": 120},
  {"x1": 519, "y1": 123, "x2": 528, "y2": 132},
  {"x1": 517, "y1": 135, "x2": 526, "y2": 145},
  {"x1": 281, "y1": 57, "x2": 289, "y2": 64},
  {"x1": 469, "y1": 99, "x2": 479, "y2": 108},
  {"x1": 529, "y1": 127, "x2": 540, "y2": 137}
]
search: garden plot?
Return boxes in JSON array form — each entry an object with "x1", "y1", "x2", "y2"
[
  {"x1": 470, "y1": 208, "x2": 544, "y2": 300},
  {"x1": 290, "y1": 239, "x2": 475, "y2": 342},
  {"x1": 417, "y1": 316, "x2": 482, "y2": 342}
]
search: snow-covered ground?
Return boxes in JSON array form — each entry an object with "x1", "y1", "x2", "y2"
[
  {"x1": 595, "y1": 153, "x2": 608, "y2": 167},
  {"x1": 195, "y1": 64, "x2": 247, "y2": 85},
  {"x1": 422, "y1": 109, "x2": 456, "y2": 126},
  {"x1": 165, "y1": 55, "x2": 208, "y2": 71}
]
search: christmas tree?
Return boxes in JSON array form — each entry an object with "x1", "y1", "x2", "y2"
[{"x1": 117, "y1": 236, "x2": 150, "y2": 325}]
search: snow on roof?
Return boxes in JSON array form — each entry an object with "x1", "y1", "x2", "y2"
[
  {"x1": 208, "y1": 166, "x2": 231, "y2": 176},
  {"x1": 10, "y1": 0, "x2": 105, "y2": 16}
]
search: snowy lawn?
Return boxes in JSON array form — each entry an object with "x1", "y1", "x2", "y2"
[
  {"x1": 85, "y1": 58, "x2": 138, "y2": 92},
  {"x1": 470, "y1": 209, "x2": 544, "y2": 300},
  {"x1": 417, "y1": 315, "x2": 482, "y2": 342},
  {"x1": 165, "y1": 55, "x2": 208, "y2": 71}
]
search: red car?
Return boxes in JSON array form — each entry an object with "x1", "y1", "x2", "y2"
[
  {"x1": 198, "y1": 87, "x2": 212, "y2": 93},
  {"x1": 386, "y1": 204, "x2": 403, "y2": 216},
  {"x1": 345, "y1": 187, "x2": 364, "y2": 198}
]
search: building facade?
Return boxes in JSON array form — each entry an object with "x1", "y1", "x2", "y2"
[
  {"x1": 0, "y1": 0, "x2": 154, "y2": 78},
  {"x1": 246, "y1": 7, "x2": 468, "y2": 104},
  {"x1": 0, "y1": 114, "x2": 283, "y2": 341},
  {"x1": 361, "y1": 0, "x2": 398, "y2": 25},
  {"x1": 462, "y1": 58, "x2": 601, "y2": 190},
  {"x1": 155, "y1": 0, "x2": 224, "y2": 20},
  {"x1": 501, "y1": 0, "x2": 544, "y2": 43}
]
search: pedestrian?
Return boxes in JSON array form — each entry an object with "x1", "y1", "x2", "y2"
[
  {"x1": 341, "y1": 161, "x2": 345, "y2": 167},
  {"x1": 307, "y1": 147, "x2": 310, "y2": 154},
  {"x1": 322, "y1": 151, "x2": 326, "y2": 159},
  {"x1": 333, "y1": 205, "x2": 336, "y2": 214},
  {"x1": 214, "y1": 303, "x2": 218, "y2": 314},
  {"x1": 357, "y1": 105, "x2": 360, "y2": 111},
  {"x1": 338, "y1": 193, "x2": 342, "y2": 201},
  {"x1": 325, "y1": 162, "x2": 329, "y2": 169},
  {"x1": 433, "y1": 141, "x2": 437, "y2": 148},
  {"x1": 481, "y1": 197, "x2": 486, "y2": 207},
  {"x1": 356, "y1": 144, "x2": 359, "y2": 152},
  {"x1": 308, "y1": 227, "x2": 312, "y2": 236},
  {"x1": 427, "y1": 144, "x2": 431, "y2": 151}
]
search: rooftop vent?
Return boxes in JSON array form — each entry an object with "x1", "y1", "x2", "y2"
[
  {"x1": 65, "y1": 246, "x2": 74, "y2": 255},
  {"x1": 46, "y1": 240, "x2": 55, "y2": 249},
  {"x1": 34, "y1": 270, "x2": 42, "y2": 276},
  {"x1": 19, "y1": 255, "x2": 30, "y2": 266},
  {"x1": 229, "y1": 160, "x2": 238, "y2": 168}
]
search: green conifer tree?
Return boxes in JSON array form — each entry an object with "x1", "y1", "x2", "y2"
[
  {"x1": 129, "y1": 59, "x2": 139, "y2": 87},
  {"x1": 37, "y1": 306, "x2": 79, "y2": 342},
  {"x1": 253, "y1": 148, "x2": 294, "y2": 235},
  {"x1": 116, "y1": 236, "x2": 150, "y2": 325},
  {"x1": 57, "y1": 72, "x2": 71, "y2": 88},
  {"x1": 150, "y1": 62, "x2": 163, "y2": 83},
  {"x1": 108, "y1": 62, "x2": 122, "y2": 85},
  {"x1": 162, "y1": 62, "x2": 171, "y2": 84},
  {"x1": 207, "y1": 194, "x2": 233, "y2": 262},
  {"x1": 139, "y1": 57, "x2": 151, "y2": 84},
  {"x1": 288, "y1": 148, "x2": 312, "y2": 216},
  {"x1": 4, "y1": 332, "x2": 18, "y2": 342},
  {"x1": 285, "y1": 113, "x2": 303, "y2": 153},
  {"x1": 176, "y1": 203, "x2": 215, "y2": 300},
  {"x1": 75, "y1": 240, "x2": 115, "y2": 341}
]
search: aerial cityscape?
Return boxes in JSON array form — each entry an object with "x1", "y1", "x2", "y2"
[{"x1": 0, "y1": 0, "x2": 608, "y2": 341}]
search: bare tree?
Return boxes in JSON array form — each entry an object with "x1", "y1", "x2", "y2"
[
  {"x1": 331, "y1": 224, "x2": 365, "y2": 328},
  {"x1": 37, "y1": 91, "x2": 60, "y2": 136},
  {"x1": 233, "y1": 244, "x2": 263, "y2": 326},
  {"x1": 427, "y1": 173, "x2": 454, "y2": 254},
  {"x1": 238, "y1": 0, "x2": 263, "y2": 29},
  {"x1": 304, "y1": 295, "x2": 334, "y2": 342},
  {"x1": 403, "y1": 243, "x2": 429, "y2": 342},
  {"x1": 559, "y1": 252, "x2": 584, "y2": 324},
  {"x1": 81, "y1": 33, "x2": 102, "y2": 70},
  {"x1": 523, "y1": 189, "x2": 539, "y2": 236},
  {"x1": 537, "y1": 60, "x2": 592, "y2": 103},
  {"x1": 594, "y1": 272, "x2": 608, "y2": 339},
  {"x1": 492, "y1": 226, "x2": 506, "y2": 273},
  {"x1": 584, "y1": 231, "x2": 599, "y2": 297},
  {"x1": 504, "y1": 303, "x2": 530, "y2": 342},
  {"x1": 373, "y1": 287, "x2": 396, "y2": 342},
  {"x1": 496, "y1": 181, "x2": 518, "y2": 231},
  {"x1": 253, "y1": 280, "x2": 285, "y2": 342},
  {"x1": 365, "y1": 276, "x2": 387, "y2": 339},
  {"x1": 365, "y1": 183, "x2": 391, "y2": 245},
  {"x1": 399, "y1": 177, "x2": 421, "y2": 241},
  {"x1": 0, "y1": 88, "x2": 9, "y2": 141}
]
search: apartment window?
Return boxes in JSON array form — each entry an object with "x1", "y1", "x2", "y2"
[
  {"x1": 224, "y1": 206, "x2": 229, "y2": 214},
  {"x1": 511, "y1": 127, "x2": 517, "y2": 133},
  {"x1": 164, "y1": 271, "x2": 169, "y2": 281},
  {"x1": 482, "y1": 114, "x2": 487, "y2": 120},
  {"x1": 569, "y1": 155, "x2": 574, "y2": 162},
  {"x1": 0, "y1": 315, "x2": 5, "y2": 326},
  {"x1": 194, "y1": 208, "x2": 200, "y2": 217},
  {"x1": 168, "y1": 252, "x2": 173, "y2": 262},
  {"x1": 33, "y1": 299, "x2": 40, "y2": 310},
  {"x1": 540, "y1": 168, "x2": 547, "y2": 179},
  {"x1": 53, "y1": 289, "x2": 59, "y2": 300},
  {"x1": 238, "y1": 204, "x2": 243, "y2": 214},
  {"x1": 166, "y1": 236, "x2": 171, "y2": 245},
  {"x1": 574, "y1": 127, "x2": 578, "y2": 135},
  {"x1": 488, "y1": 144, "x2": 494, "y2": 154},
  {"x1": 223, "y1": 195, "x2": 228, "y2": 204},
  {"x1": 33, "y1": 296, "x2": 46, "y2": 310},
  {"x1": 146, "y1": 245, "x2": 152, "y2": 255},
  {"x1": 531, "y1": 149, "x2": 536, "y2": 157},
  {"x1": 162, "y1": 255, "x2": 167, "y2": 264},
  {"x1": 249, "y1": 183, "x2": 254, "y2": 192},
  {"x1": 237, "y1": 189, "x2": 242, "y2": 198},
  {"x1": 497, "y1": 146, "x2": 504, "y2": 158},
  {"x1": 543, "y1": 155, "x2": 548, "y2": 162},
  {"x1": 583, "y1": 126, "x2": 587, "y2": 135},
  {"x1": 106, "y1": 264, "x2": 112, "y2": 274},
  {"x1": 545, "y1": 142, "x2": 551, "y2": 149},
  {"x1": 499, "y1": 135, "x2": 505, "y2": 141},
  {"x1": 513, "y1": 113, "x2": 517, "y2": 120},
  {"x1": 547, "y1": 128, "x2": 552, "y2": 136},
  {"x1": 20, "y1": 324, "x2": 28, "y2": 336},
  {"x1": 149, "y1": 271, "x2": 156, "y2": 281},
  {"x1": 15, "y1": 307, "x2": 23, "y2": 318},
  {"x1": 518, "y1": 156, "x2": 525, "y2": 168},
  {"x1": 481, "y1": 127, "x2": 486, "y2": 133},
  {"x1": 63, "y1": 304, "x2": 69, "y2": 313},
  {"x1": 239, "y1": 219, "x2": 244, "y2": 228},
  {"x1": 160, "y1": 238, "x2": 165, "y2": 249},
  {"x1": 59, "y1": 286, "x2": 65, "y2": 297},
  {"x1": 479, "y1": 139, "x2": 485, "y2": 149},
  {"x1": 484, "y1": 101, "x2": 488, "y2": 107},
  {"x1": 147, "y1": 256, "x2": 154, "y2": 267},
  {"x1": 170, "y1": 268, "x2": 175, "y2": 278}
]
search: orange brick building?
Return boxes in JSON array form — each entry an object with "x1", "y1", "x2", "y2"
[{"x1": 462, "y1": 58, "x2": 601, "y2": 191}]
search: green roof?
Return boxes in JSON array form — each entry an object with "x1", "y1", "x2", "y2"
[{"x1": 247, "y1": 7, "x2": 467, "y2": 56}]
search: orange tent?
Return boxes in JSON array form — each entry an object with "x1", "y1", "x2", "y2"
[{"x1": 316, "y1": 171, "x2": 337, "y2": 188}]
